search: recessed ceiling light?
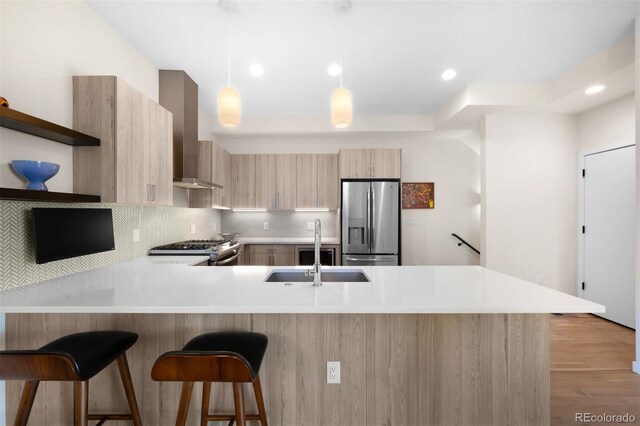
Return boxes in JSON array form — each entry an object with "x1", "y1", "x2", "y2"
[
  {"x1": 249, "y1": 63, "x2": 264, "y2": 77},
  {"x1": 585, "y1": 85, "x2": 605, "y2": 95},
  {"x1": 328, "y1": 63, "x2": 342, "y2": 77},
  {"x1": 441, "y1": 69, "x2": 457, "y2": 81}
]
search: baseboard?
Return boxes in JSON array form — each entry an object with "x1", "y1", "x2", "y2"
[{"x1": 633, "y1": 361, "x2": 640, "y2": 375}]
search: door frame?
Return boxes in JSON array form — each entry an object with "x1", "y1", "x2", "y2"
[{"x1": 577, "y1": 139, "x2": 636, "y2": 298}]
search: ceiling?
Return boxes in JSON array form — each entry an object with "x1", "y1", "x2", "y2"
[{"x1": 86, "y1": 1, "x2": 638, "y2": 117}]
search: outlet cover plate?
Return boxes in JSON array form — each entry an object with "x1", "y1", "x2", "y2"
[{"x1": 327, "y1": 361, "x2": 340, "y2": 384}]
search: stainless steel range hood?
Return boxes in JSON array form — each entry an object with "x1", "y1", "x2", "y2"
[{"x1": 159, "y1": 70, "x2": 221, "y2": 190}]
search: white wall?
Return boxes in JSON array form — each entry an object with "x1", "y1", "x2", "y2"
[
  {"x1": 578, "y1": 94, "x2": 636, "y2": 152},
  {"x1": 217, "y1": 134, "x2": 481, "y2": 266},
  {"x1": 482, "y1": 114, "x2": 579, "y2": 295},
  {"x1": 634, "y1": 17, "x2": 639, "y2": 376},
  {"x1": 0, "y1": 1, "x2": 158, "y2": 192}
]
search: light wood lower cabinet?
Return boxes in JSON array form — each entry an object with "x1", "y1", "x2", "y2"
[
  {"x1": 73, "y1": 76, "x2": 173, "y2": 205},
  {"x1": 5, "y1": 313, "x2": 550, "y2": 426},
  {"x1": 245, "y1": 244, "x2": 295, "y2": 266}
]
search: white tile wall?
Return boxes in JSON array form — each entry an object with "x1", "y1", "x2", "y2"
[
  {"x1": 221, "y1": 211, "x2": 339, "y2": 238},
  {"x1": 0, "y1": 200, "x2": 221, "y2": 290}
]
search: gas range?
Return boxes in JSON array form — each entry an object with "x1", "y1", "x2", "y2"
[{"x1": 148, "y1": 239, "x2": 242, "y2": 265}]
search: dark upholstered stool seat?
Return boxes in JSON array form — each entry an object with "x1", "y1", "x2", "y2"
[
  {"x1": 151, "y1": 331, "x2": 269, "y2": 426},
  {"x1": 0, "y1": 331, "x2": 142, "y2": 426},
  {"x1": 38, "y1": 331, "x2": 138, "y2": 380},
  {"x1": 181, "y1": 331, "x2": 268, "y2": 377}
]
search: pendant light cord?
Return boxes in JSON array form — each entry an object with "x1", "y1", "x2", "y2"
[
  {"x1": 227, "y1": 21, "x2": 231, "y2": 87},
  {"x1": 339, "y1": 48, "x2": 343, "y2": 88}
]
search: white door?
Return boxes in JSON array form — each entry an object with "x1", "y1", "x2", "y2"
[{"x1": 582, "y1": 145, "x2": 636, "y2": 328}]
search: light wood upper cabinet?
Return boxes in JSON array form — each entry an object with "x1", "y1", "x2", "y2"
[
  {"x1": 220, "y1": 148, "x2": 231, "y2": 209},
  {"x1": 317, "y1": 154, "x2": 339, "y2": 209},
  {"x1": 211, "y1": 142, "x2": 231, "y2": 208},
  {"x1": 231, "y1": 154, "x2": 256, "y2": 208},
  {"x1": 339, "y1": 149, "x2": 370, "y2": 179},
  {"x1": 255, "y1": 154, "x2": 276, "y2": 209},
  {"x1": 73, "y1": 76, "x2": 173, "y2": 205},
  {"x1": 148, "y1": 102, "x2": 174, "y2": 206},
  {"x1": 339, "y1": 148, "x2": 401, "y2": 179},
  {"x1": 189, "y1": 140, "x2": 213, "y2": 208},
  {"x1": 254, "y1": 154, "x2": 296, "y2": 210},
  {"x1": 275, "y1": 154, "x2": 297, "y2": 210},
  {"x1": 370, "y1": 149, "x2": 401, "y2": 178},
  {"x1": 296, "y1": 154, "x2": 318, "y2": 208},
  {"x1": 297, "y1": 153, "x2": 339, "y2": 209},
  {"x1": 190, "y1": 140, "x2": 231, "y2": 209}
]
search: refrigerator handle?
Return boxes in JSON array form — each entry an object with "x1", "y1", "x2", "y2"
[
  {"x1": 370, "y1": 188, "x2": 375, "y2": 249},
  {"x1": 367, "y1": 189, "x2": 371, "y2": 250}
]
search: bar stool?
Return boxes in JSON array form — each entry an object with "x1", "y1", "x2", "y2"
[
  {"x1": 151, "y1": 331, "x2": 268, "y2": 426},
  {"x1": 0, "y1": 331, "x2": 142, "y2": 426}
]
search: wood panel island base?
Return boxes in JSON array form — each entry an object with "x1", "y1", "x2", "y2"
[{"x1": 6, "y1": 313, "x2": 549, "y2": 426}]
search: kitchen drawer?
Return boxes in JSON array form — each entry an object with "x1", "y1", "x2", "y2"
[
  {"x1": 248, "y1": 244, "x2": 294, "y2": 255},
  {"x1": 247, "y1": 251, "x2": 294, "y2": 266}
]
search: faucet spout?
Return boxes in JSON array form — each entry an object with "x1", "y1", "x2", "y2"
[{"x1": 312, "y1": 219, "x2": 322, "y2": 286}]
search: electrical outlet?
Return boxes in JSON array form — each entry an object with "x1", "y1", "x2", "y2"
[
  {"x1": 406, "y1": 219, "x2": 417, "y2": 226},
  {"x1": 190, "y1": 224, "x2": 196, "y2": 234},
  {"x1": 307, "y1": 222, "x2": 315, "y2": 231},
  {"x1": 327, "y1": 361, "x2": 340, "y2": 384},
  {"x1": 132, "y1": 229, "x2": 140, "y2": 242},
  {"x1": 263, "y1": 222, "x2": 270, "y2": 231},
  {"x1": 536, "y1": 275, "x2": 544, "y2": 285}
]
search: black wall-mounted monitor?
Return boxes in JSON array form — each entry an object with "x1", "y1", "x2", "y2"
[{"x1": 32, "y1": 208, "x2": 115, "y2": 264}]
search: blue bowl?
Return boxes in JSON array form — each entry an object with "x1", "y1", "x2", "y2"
[{"x1": 10, "y1": 160, "x2": 60, "y2": 191}]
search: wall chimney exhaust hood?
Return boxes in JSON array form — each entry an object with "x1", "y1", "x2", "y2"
[{"x1": 159, "y1": 70, "x2": 221, "y2": 190}]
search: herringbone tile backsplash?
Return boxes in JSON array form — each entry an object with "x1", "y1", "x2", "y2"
[{"x1": 0, "y1": 201, "x2": 221, "y2": 291}]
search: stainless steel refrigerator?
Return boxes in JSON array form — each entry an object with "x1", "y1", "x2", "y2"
[{"x1": 341, "y1": 180, "x2": 400, "y2": 266}]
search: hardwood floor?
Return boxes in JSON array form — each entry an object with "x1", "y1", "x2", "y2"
[{"x1": 551, "y1": 314, "x2": 640, "y2": 425}]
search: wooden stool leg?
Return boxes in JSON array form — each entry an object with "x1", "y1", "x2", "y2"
[
  {"x1": 116, "y1": 353, "x2": 142, "y2": 426},
  {"x1": 176, "y1": 382, "x2": 194, "y2": 426},
  {"x1": 232, "y1": 383, "x2": 246, "y2": 426},
  {"x1": 252, "y1": 376, "x2": 268, "y2": 426},
  {"x1": 201, "y1": 382, "x2": 211, "y2": 426},
  {"x1": 14, "y1": 381, "x2": 39, "y2": 426},
  {"x1": 73, "y1": 381, "x2": 89, "y2": 426}
]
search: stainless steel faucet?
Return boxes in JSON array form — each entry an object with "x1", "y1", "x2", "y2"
[{"x1": 307, "y1": 219, "x2": 322, "y2": 286}]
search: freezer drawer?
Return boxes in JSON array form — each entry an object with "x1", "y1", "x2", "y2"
[{"x1": 342, "y1": 254, "x2": 398, "y2": 266}]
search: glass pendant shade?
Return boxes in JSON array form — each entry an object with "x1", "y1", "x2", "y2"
[
  {"x1": 218, "y1": 86, "x2": 241, "y2": 128},
  {"x1": 331, "y1": 87, "x2": 352, "y2": 128}
]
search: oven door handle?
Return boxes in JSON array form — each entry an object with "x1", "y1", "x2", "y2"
[{"x1": 214, "y1": 250, "x2": 241, "y2": 265}]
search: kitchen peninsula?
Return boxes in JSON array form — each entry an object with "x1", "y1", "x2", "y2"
[{"x1": 0, "y1": 259, "x2": 604, "y2": 425}]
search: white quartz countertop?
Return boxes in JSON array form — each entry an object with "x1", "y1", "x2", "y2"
[
  {"x1": 0, "y1": 257, "x2": 604, "y2": 314},
  {"x1": 238, "y1": 237, "x2": 339, "y2": 245}
]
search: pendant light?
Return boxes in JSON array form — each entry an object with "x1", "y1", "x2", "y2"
[
  {"x1": 331, "y1": 49, "x2": 352, "y2": 128},
  {"x1": 217, "y1": 20, "x2": 241, "y2": 128}
]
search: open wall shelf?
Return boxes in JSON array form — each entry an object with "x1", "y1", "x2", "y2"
[
  {"x1": 0, "y1": 107, "x2": 100, "y2": 146},
  {"x1": 0, "y1": 188, "x2": 101, "y2": 203}
]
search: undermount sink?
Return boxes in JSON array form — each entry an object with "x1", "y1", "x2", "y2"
[{"x1": 265, "y1": 268, "x2": 370, "y2": 283}]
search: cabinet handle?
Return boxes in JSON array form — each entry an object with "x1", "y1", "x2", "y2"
[
  {"x1": 146, "y1": 184, "x2": 151, "y2": 202},
  {"x1": 151, "y1": 185, "x2": 156, "y2": 202}
]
